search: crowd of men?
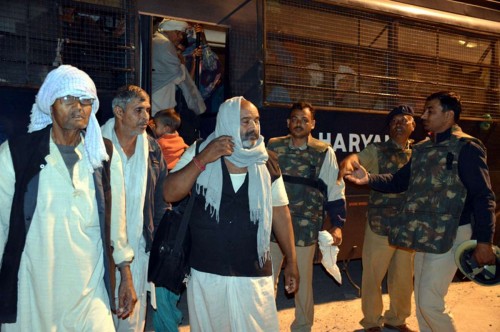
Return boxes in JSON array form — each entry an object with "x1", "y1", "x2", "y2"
[{"x1": 0, "y1": 18, "x2": 497, "y2": 332}]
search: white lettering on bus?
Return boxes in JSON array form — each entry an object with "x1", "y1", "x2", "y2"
[{"x1": 318, "y1": 132, "x2": 389, "y2": 153}]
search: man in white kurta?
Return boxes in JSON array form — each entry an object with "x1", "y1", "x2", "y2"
[
  {"x1": 0, "y1": 137, "x2": 131, "y2": 331},
  {"x1": 0, "y1": 65, "x2": 135, "y2": 331},
  {"x1": 102, "y1": 85, "x2": 168, "y2": 331},
  {"x1": 152, "y1": 19, "x2": 205, "y2": 116}
]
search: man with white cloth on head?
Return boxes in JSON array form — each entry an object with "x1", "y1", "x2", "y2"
[
  {"x1": 163, "y1": 96, "x2": 299, "y2": 331},
  {"x1": 152, "y1": 18, "x2": 206, "y2": 117},
  {"x1": 101, "y1": 85, "x2": 169, "y2": 331},
  {"x1": 0, "y1": 65, "x2": 136, "y2": 330}
]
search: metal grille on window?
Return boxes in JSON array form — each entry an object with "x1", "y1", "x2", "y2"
[
  {"x1": 0, "y1": 0, "x2": 137, "y2": 91},
  {"x1": 263, "y1": 0, "x2": 499, "y2": 119}
]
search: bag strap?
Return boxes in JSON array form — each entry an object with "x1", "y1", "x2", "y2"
[
  {"x1": 282, "y1": 174, "x2": 327, "y2": 196},
  {"x1": 172, "y1": 186, "x2": 196, "y2": 253},
  {"x1": 172, "y1": 137, "x2": 205, "y2": 252}
]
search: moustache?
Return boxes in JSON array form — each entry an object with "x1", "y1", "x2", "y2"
[{"x1": 243, "y1": 130, "x2": 258, "y2": 139}]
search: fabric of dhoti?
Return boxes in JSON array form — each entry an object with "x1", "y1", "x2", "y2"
[{"x1": 187, "y1": 268, "x2": 279, "y2": 332}]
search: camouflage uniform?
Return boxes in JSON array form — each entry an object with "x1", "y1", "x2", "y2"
[
  {"x1": 367, "y1": 139, "x2": 412, "y2": 236},
  {"x1": 268, "y1": 134, "x2": 345, "y2": 332},
  {"x1": 358, "y1": 139, "x2": 415, "y2": 330},
  {"x1": 369, "y1": 124, "x2": 495, "y2": 332},
  {"x1": 267, "y1": 135, "x2": 328, "y2": 246},
  {"x1": 389, "y1": 125, "x2": 484, "y2": 253}
]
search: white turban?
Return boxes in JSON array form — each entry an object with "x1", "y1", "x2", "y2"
[
  {"x1": 158, "y1": 19, "x2": 188, "y2": 32},
  {"x1": 28, "y1": 64, "x2": 108, "y2": 171}
]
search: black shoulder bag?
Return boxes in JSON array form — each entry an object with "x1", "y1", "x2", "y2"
[
  {"x1": 148, "y1": 139, "x2": 203, "y2": 295},
  {"x1": 148, "y1": 189, "x2": 195, "y2": 295}
]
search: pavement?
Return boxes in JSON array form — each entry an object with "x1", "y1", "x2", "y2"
[{"x1": 146, "y1": 259, "x2": 500, "y2": 331}]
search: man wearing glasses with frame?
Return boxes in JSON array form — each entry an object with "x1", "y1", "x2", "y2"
[{"x1": 0, "y1": 65, "x2": 136, "y2": 330}]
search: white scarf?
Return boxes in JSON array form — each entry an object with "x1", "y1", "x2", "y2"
[
  {"x1": 101, "y1": 118, "x2": 148, "y2": 258},
  {"x1": 28, "y1": 65, "x2": 108, "y2": 172},
  {"x1": 196, "y1": 97, "x2": 272, "y2": 266}
]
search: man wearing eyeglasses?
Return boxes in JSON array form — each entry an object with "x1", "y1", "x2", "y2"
[
  {"x1": 0, "y1": 65, "x2": 136, "y2": 330},
  {"x1": 338, "y1": 106, "x2": 417, "y2": 332}
]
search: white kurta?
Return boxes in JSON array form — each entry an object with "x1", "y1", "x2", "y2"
[
  {"x1": 0, "y1": 136, "x2": 132, "y2": 332},
  {"x1": 107, "y1": 129, "x2": 150, "y2": 331}
]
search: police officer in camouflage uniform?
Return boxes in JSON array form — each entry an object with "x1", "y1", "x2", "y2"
[
  {"x1": 268, "y1": 101, "x2": 346, "y2": 332},
  {"x1": 345, "y1": 92, "x2": 497, "y2": 332},
  {"x1": 339, "y1": 106, "x2": 417, "y2": 332}
]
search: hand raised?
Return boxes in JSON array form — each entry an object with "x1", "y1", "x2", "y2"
[{"x1": 197, "y1": 135, "x2": 235, "y2": 165}]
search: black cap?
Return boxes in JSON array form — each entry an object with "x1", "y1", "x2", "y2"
[{"x1": 386, "y1": 105, "x2": 414, "y2": 125}]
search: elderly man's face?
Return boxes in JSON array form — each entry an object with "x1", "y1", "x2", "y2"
[
  {"x1": 240, "y1": 100, "x2": 260, "y2": 149},
  {"x1": 165, "y1": 30, "x2": 185, "y2": 46},
  {"x1": 51, "y1": 96, "x2": 93, "y2": 132},
  {"x1": 116, "y1": 92, "x2": 151, "y2": 136},
  {"x1": 389, "y1": 114, "x2": 415, "y2": 141}
]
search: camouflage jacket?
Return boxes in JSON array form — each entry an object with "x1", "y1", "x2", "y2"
[
  {"x1": 389, "y1": 125, "x2": 483, "y2": 253},
  {"x1": 367, "y1": 139, "x2": 412, "y2": 236},
  {"x1": 268, "y1": 135, "x2": 328, "y2": 246}
]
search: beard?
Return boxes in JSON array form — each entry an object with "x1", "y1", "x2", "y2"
[{"x1": 241, "y1": 130, "x2": 259, "y2": 148}]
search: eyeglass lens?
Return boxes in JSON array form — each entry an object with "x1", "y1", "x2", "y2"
[{"x1": 60, "y1": 95, "x2": 94, "y2": 105}]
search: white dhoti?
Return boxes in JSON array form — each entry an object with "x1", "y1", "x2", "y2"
[{"x1": 187, "y1": 268, "x2": 279, "y2": 332}]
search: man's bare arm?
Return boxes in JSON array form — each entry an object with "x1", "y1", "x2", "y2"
[
  {"x1": 272, "y1": 205, "x2": 299, "y2": 293},
  {"x1": 116, "y1": 265, "x2": 137, "y2": 319}
]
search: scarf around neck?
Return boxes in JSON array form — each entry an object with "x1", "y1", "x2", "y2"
[{"x1": 196, "y1": 97, "x2": 272, "y2": 266}]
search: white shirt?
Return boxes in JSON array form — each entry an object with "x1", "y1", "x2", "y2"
[{"x1": 173, "y1": 142, "x2": 289, "y2": 207}]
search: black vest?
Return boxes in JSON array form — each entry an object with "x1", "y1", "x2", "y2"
[{"x1": 189, "y1": 153, "x2": 280, "y2": 277}]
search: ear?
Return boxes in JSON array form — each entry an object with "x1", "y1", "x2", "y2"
[
  {"x1": 311, "y1": 119, "x2": 316, "y2": 130},
  {"x1": 448, "y1": 110, "x2": 455, "y2": 122},
  {"x1": 287, "y1": 118, "x2": 290, "y2": 128},
  {"x1": 113, "y1": 106, "x2": 124, "y2": 119},
  {"x1": 446, "y1": 110, "x2": 455, "y2": 124}
]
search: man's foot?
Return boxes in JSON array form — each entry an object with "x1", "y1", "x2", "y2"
[
  {"x1": 365, "y1": 327, "x2": 382, "y2": 332},
  {"x1": 383, "y1": 323, "x2": 417, "y2": 332}
]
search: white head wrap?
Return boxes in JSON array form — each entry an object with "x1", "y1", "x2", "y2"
[
  {"x1": 158, "y1": 19, "x2": 188, "y2": 32},
  {"x1": 307, "y1": 63, "x2": 324, "y2": 87},
  {"x1": 28, "y1": 65, "x2": 108, "y2": 171},
  {"x1": 334, "y1": 65, "x2": 357, "y2": 90},
  {"x1": 196, "y1": 97, "x2": 272, "y2": 266}
]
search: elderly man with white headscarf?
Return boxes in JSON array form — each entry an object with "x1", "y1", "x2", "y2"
[
  {"x1": 163, "y1": 96, "x2": 299, "y2": 331},
  {"x1": 0, "y1": 65, "x2": 136, "y2": 330},
  {"x1": 152, "y1": 18, "x2": 206, "y2": 117}
]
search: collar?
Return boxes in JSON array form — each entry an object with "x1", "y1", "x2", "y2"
[
  {"x1": 432, "y1": 127, "x2": 452, "y2": 143},
  {"x1": 390, "y1": 138, "x2": 413, "y2": 150},
  {"x1": 287, "y1": 134, "x2": 311, "y2": 151}
]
